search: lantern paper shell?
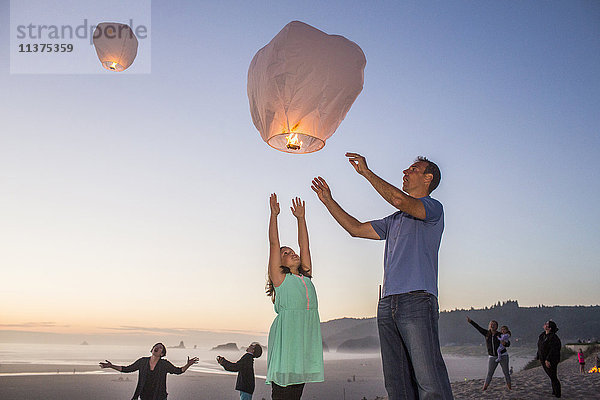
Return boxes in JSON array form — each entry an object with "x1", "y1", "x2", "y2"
[
  {"x1": 248, "y1": 21, "x2": 366, "y2": 153},
  {"x1": 93, "y1": 23, "x2": 138, "y2": 72}
]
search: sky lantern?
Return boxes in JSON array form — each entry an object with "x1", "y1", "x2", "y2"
[
  {"x1": 248, "y1": 21, "x2": 366, "y2": 154},
  {"x1": 92, "y1": 22, "x2": 138, "y2": 72}
]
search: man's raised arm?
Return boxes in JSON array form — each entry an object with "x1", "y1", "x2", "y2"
[{"x1": 346, "y1": 153, "x2": 427, "y2": 220}]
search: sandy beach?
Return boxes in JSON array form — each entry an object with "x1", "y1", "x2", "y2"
[
  {"x1": 450, "y1": 352, "x2": 600, "y2": 400},
  {"x1": 1, "y1": 353, "x2": 598, "y2": 399},
  {"x1": 0, "y1": 357, "x2": 386, "y2": 400}
]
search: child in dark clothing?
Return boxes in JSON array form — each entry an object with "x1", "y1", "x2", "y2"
[{"x1": 217, "y1": 343, "x2": 263, "y2": 400}]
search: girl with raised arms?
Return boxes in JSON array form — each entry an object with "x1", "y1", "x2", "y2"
[{"x1": 265, "y1": 194, "x2": 324, "y2": 400}]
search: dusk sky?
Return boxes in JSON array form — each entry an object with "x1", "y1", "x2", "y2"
[{"x1": 1, "y1": 1, "x2": 599, "y2": 337}]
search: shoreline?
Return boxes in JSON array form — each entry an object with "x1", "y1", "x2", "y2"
[{"x1": 0, "y1": 352, "x2": 531, "y2": 380}]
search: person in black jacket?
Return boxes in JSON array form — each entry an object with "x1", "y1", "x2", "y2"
[
  {"x1": 537, "y1": 320, "x2": 561, "y2": 398},
  {"x1": 217, "y1": 342, "x2": 263, "y2": 400},
  {"x1": 466, "y1": 316, "x2": 511, "y2": 391},
  {"x1": 99, "y1": 342, "x2": 198, "y2": 400}
]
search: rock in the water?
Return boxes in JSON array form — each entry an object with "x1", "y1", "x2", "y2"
[{"x1": 211, "y1": 343, "x2": 239, "y2": 351}]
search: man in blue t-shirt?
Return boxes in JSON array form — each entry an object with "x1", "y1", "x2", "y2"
[{"x1": 311, "y1": 153, "x2": 453, "y2": 400}]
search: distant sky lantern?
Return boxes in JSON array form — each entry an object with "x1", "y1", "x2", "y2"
[
  {"x1": 93, "y1": 23, "x2": 138, "y2": 72},
  {"x1": 248, "y1": 21, "x2": 366, "y2": 153}
]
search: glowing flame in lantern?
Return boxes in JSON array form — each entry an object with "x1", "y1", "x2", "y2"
[
  {"x1": 109, "y1": 62, "x2": 118, "y2": 70},
  {"x1": 285, "y1": 133, "x2": 302, "y2": 150},
  {"x1": 589, "y1": 366, "x2": 599, "y2": 373}
]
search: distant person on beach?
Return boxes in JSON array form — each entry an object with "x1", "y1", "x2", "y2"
[
  {"x1": 217, "y1": 343, "x2": 263, "y2": 400},
  {"x1": 312, "y1": 155, "x2": 453, "y2": 400},
  {"x1": 496, "y1": 325, "x2": 511, "y2": 363},
  {"x1": 537, "y1": 320, "x2": 561, "y2": 398},
  {"x1": 466, "y1": 317, "x2": 511, "y2": 390},
  {"x1": 577, "y1": 348, "x2": 585, "y2": 374},
  {"x1": 265, "y1": 194, "x2": 324, "y2": 400},
  {"x1": 99, "y1": 342, "x2": 198, "y2": 400}
]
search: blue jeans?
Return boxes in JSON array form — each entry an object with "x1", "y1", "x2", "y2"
[
  {"x1": 239, "y1": 390, "x2": 252, "y2": 400},
  {"x1": 377, "y1": 292, "x2": 453, "y2": 400}
]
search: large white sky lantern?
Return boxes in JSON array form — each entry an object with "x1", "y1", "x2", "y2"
[
  {"x1": 248, "y1": 21, "x2": 366, "y2": 153},
  {"x1": 93, "y1": 23, "x2": 138, "y2": 72}
]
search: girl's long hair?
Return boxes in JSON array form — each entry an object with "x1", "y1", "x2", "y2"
[{"x1": 266, "y1": 251, "x2": 312, "y2": 303}]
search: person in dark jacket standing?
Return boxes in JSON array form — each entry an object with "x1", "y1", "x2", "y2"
[
  {"x1": 537, "y1": 320, "x2": 562, "y2": 398},
  {"x1": 466, "y1": 317, "x2": 511, "y2": 391},
  {"x1": 217, "y1": 342, "x2": 263, "y2": 400},
  {"x1": 99, "y1": 342, "x2": 198, "y2": 400}
]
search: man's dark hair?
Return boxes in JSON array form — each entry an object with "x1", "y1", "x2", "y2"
[
  {"x1": 416, "y1": 156, "x2": 441, "y2": 194},
  {"x1": 252, "y1": 343, "x2": 263, "y2": 358}
]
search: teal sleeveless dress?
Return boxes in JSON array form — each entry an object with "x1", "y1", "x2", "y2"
[{"x1": 266, "y1": 273, "x2": 324, "y2": 386}]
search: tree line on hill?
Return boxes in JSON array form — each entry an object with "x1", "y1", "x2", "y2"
[
  {"x1": 321, "y1": 300, "x2": 600, "y2": 351},
  {"x1": 439, "y1": 300, "x2": 600, "y2": 346}
]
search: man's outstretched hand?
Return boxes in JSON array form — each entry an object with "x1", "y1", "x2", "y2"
[
  {"x1": 346, "y1": 152, "x2": 370, "y2": 176},
  {"x1": 311, "y1": 177, "x2": 332, "y2": 203}
]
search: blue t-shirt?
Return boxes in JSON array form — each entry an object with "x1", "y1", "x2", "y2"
[{"x1": 370, "y1": 196, "x2": 444, "y2": 298}]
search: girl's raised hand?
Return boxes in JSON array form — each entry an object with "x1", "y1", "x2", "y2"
[
  {"x1": 291, "y1": 197, "x2": 305, "y2": 218},
  {"x1": 269, "y1": 193, "x2": 280, "y2": 216}
]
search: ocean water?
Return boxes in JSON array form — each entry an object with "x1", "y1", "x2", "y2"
[
  {"x1": 0, "y1": 343, "x2": 249, "y2": 377},
  {"x1": 0, "y1": 343, "x2": 531, "y2": 382}
]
